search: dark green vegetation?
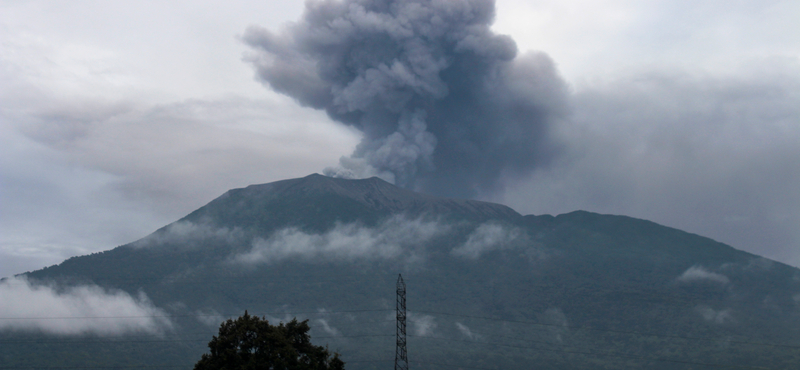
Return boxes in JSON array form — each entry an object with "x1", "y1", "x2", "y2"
[
  {"x1": 4, "y1": 174, "x2": 800, "y2": 369},
  {"x1": 194, "y1": 312, "x2": 344, "y2": 370}
]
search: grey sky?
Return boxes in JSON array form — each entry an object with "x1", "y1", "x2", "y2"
[{"x1": 1, "y1": 0, "x2": 798, "y2": 278}]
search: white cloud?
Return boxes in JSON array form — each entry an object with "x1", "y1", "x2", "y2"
[
  {"x1": 744, "y1": 258, "x2": 775, "y2": 271},
  {"x1": 315, "y1": 318, "x2": 340, "y2": 337},
  {"x1": 455, "y1": 322, "x2": 480, "y2": 340},
  {"x1": 541, "y1": 307, "x2": 569, "y2": 343},
  {"x1": 451, "y1": 223, "x2": 525, "y2": 259},
  {"x1": 696, "y1": 305, "x2": 733, "y2": 324},
  {"x1": 409, "y1": 313, "x2": 436, "y2": 337},
  {"x1": 311, "y1": 308, "x2": 341, "y2": 337},
  {"x1": 195, "y1": 309, "x2": 225, "y2": 327},
  {"x1": 0, "y1": 94, "x2": 358, "y2": 277},
  {"x1": 0, "y1": 277, "x2": 171, "y2": 336},
  {"x1": 504, "y1": 62, "x2": 800, "y2": 267},
  {"x1": 495, "y1": 0, "x2": 800, "y2": 84},
  {"x1": 0, "y1": 41, "x2": 358, "y2": 277},
  {"x1": 132, "y1": 220, "x2": 244, "y2": 249},
  {"x1": 677, "y1": 265, "x2": 730, "y2": 285},
  {"x1": 232, "y1": 216, "x2": 445, "y2": 265},
  {"x1": 262, "y1": 307, "x2": 297, "y2": 327}
]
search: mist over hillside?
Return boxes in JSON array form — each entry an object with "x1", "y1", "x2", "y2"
[{"x1": 2, "y1": 174, "x2": 800, "y2": 369}]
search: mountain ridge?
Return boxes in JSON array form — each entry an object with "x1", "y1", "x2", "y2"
[
  {"x1": 216, "y1": 173, "x2": 521, "y2": 218},
  {"x1": 4, "y1": 174, "x2": 800, "y2": 369},
  {"x1": 172, "y1": 173, "x2": 522, "y2": 237}
]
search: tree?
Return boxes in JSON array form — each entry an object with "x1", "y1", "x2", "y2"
[{"x1": 194, "y1": 311, "x2": 345, "y2": 370}]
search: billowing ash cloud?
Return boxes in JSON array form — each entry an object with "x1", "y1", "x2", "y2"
[
  {"x1": 0, "y1": 277, "x2": 171, "y2": 336},
  {"x1": 243, "y1": 0, "x2": 568, "y2": 198}
]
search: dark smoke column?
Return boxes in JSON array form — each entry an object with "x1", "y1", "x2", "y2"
[{"x1": 243, "y1": 0, "x2": 568, "y2": 199}]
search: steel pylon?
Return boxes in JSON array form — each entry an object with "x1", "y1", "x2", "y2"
[{"x1": 395, "y1": 274, "x2": 408, "y2": 370}]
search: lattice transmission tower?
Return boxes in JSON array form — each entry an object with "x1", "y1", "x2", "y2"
[{"x1": 395, "y1": 274, "x2": 408, "y2": 370}]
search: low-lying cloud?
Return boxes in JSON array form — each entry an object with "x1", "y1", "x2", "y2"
[
  {"x1": 0, "y1": 277, "x2": 171, "y2": 336},
  {"x1": 451, "y1": 222, "x2": 525, "y2": 259},
  {"x1": 195, "y1": 308, "x2": 226, "y2": 327},
  {"x1": 541, "y1": 307, "x2": 569, "y2": 343},
  {"x1": 696, "y1": 305, "x2": 733, "y2": 324},
  {"x1": 315, "y1": 318, "x2": 341, "y2": 337},
  {"x1": 677, "y1": 265, "x2": 730, "y2": 285},
  {"x1": 132, "y1": 220, "x2": 245, "y2": 249},
  {"x1": 409, "y1": 313, "x2": 436, "y2": 337},
  {"x1": 233, "y1": 216, "x2": 445, "y2": 265},
  {"x1": 455, "y1": 322, "x2": 480, "y2": 340}
]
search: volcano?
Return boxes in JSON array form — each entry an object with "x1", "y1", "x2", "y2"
[{"x1": 3, "y1": 174, "x2": 800, "y2": 369}]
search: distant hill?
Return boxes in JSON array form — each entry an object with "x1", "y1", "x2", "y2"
[{"x1": 3, "y1": 174, "x2": 800, "y2": 369}]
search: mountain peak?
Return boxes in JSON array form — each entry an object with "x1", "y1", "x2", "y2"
[
  {"x1": 238, "y1": 173, "x2": 415, "y2": 204},
  {"x1": 182, "y1": 174, "x2": 522, "y2": 233}
]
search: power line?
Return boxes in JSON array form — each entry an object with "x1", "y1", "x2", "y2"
[
  {"x1": 16, "y1": 273, "x2": 748, "y2": 307},
  {"x1": 0, "y1": 359, "x2": 394, "y2": 370},
  {"x1": 2, "y1": 280, "x2": 792, "y2": 370},
  {"x1": 410, "y1": 357, "x2": 763, "y2": 370},
  {"x1": 0, "y1": 316, "x2": 397, "y2": 345},
  {"x1": 0, "y1": 334, "x2": 394, "y2": 345},
  {"x1": 17, "y1": 274, "x2": 390, "y2": 286},
  {"x1": 409, "y1": 336, "x2": 771, "y2": 370},
  {"x1": 0, "y1": 308, "x2": 392, "y2": 321},
  {"x1": 413, "y1": 310, "x2": 800, "y2": 350},
  {"x1": 2, "y1": 307, "x2": 796, "y2": 350},
  {"x1": 0, "y1": 366, "x2": 187, "y2": 370},
  {"x1": 2, "y1": 306, "x2": 796, "y2": 351}
]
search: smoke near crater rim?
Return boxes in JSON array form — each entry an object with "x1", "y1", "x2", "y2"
[{"x1": 243, "y1": 0, "x2": 568, "y2": 199}]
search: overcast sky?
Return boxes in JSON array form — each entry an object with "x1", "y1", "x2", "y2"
[{"x1": 1, "y1": 0, "x2": 798, "y2": 278}]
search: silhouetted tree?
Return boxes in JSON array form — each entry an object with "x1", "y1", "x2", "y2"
[{"x1": 194, "y1": 311, "x2": 344, "y2": 370}]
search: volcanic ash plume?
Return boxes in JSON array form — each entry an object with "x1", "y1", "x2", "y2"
[{"x1": 243, "y1": 0, "x2": 568, "y2": 198}]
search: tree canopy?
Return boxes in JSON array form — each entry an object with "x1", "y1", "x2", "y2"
[{"x1": 194, "y1": 311, "x2": 344, "y2": 370}]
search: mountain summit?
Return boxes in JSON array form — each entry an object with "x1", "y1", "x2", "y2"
[
  {"x1": 5, "y1": 174, "x2": 800, "y2": 369},
  {"x1": 181, "y1": 174, "x2": 522, "y2": 233}
]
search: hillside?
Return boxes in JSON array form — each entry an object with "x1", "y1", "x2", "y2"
[{"x1": 3, "y1": 174, "x2": 800, "y2": 369}]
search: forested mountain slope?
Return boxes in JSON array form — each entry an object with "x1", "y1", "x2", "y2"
[{"x1": 4, "y1": 174, "x2": 800, "y2": 369}]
